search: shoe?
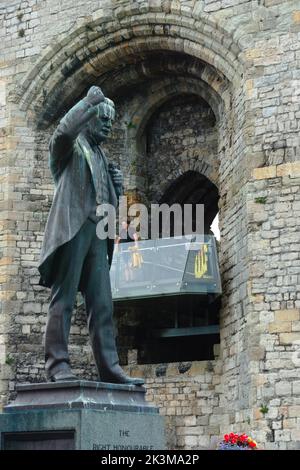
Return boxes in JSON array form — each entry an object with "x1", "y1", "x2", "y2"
[
  {"x1": 100, "y1": 366, "x2": 144, "y2": 385},
  {"x1": 47, "y1": 369, "x2": 78, "y2": 382}
]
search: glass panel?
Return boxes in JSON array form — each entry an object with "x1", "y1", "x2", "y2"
[
  {"x1": 152, "y1": 237, "x2": 191, "y2": 296},
  {"x1": 182, "y1": 235, "x2": 222, "y2": 294},
  {"x1": 111, "y1": 239, "x2": 156, "y2": 300},
  {"x1": 110, "y1": 235, "x2": 222, "y2": 300}
]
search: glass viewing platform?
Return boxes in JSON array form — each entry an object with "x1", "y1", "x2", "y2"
[{"x1": 110, "y1": 235, "x2": 222, "y2": 301}]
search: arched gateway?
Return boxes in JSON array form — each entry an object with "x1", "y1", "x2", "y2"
[{"x1": 1, "y1": 0, "x2": 300, "y2": 450}]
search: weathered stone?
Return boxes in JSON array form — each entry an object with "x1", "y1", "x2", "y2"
[
  {"x1": 275, "y1": 309, "x2": 300, "y2": 321},
  {"x1": 277, "y1": 162, "x2": 300, "y2": 178},
  {"x1": 269, "y1": 322, "x2": 291, "y2": 333},
  {"x1": 0, "y1": 0, "x2": 300, "y2": 452},
  {"x1": 275, "y1": 381, "x2": 292, "y2": 396},
  {"x1": 279, "y1": 333, "x2": 300, "y2": 345},
  {"x1": 253, "y1": 166, "x2": 277, "y2": 180}
]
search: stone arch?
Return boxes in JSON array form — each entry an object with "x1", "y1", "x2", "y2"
[
  {"x1": 12, "y1": 4, "x2": 247, "y2": 128},
  {"x1": 100, "y1": 76, "x2": 220, "y2": 205},
  {"x1": 127, "y1": 89, "x2": 219, "y2": 206},
  {"x1": 23, "y1": 37, "x2": 233, "y2": 128},
  {"x1": 127, "y1": 76, "x2": 222, "y2": 143},
  {"x1": 124, "y1": 81, "x2": 219, "y2": 190}
]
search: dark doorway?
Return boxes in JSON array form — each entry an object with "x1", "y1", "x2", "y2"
[{"x1": 159, "y1": 170, "x2": 219, "y2": 236}]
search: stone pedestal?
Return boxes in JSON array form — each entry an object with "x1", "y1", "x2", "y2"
[{"x1": 0, "y1": 381, "x2": 165, "y2": 450}]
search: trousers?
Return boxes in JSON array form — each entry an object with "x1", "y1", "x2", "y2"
[{"x1": 44, "y1": 218, "x2": 119, "y2": 378}]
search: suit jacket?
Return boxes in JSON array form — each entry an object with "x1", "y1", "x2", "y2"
[{"x1": 38, "y1": 98, "x2": 122, "y2": 288}]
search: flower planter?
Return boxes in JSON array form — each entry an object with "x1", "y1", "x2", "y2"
[{"x1": 218, "y1": 433, "x2": 258, "y2": 451}]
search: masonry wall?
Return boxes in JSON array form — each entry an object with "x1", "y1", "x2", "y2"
[
  {"x1": 0, "y1": 0, "x2": 299, "y2": 451},
  {"x1": 124, "y1": 360, "x2": 221, "y2": 450},
  {"x1": 246, "y1": 162, "x2": 300, "y2": 448},
  {"x1": 146, "y1": 94, "x2": 217, "y2": 202}
]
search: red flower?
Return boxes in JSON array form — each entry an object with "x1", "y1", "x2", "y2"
[
  {"x1": 248, "y1": 441, "x2": 257, "y2": 448},
  {"x1": 221, "y1": 432, "x2": 258, "y2": 450}
]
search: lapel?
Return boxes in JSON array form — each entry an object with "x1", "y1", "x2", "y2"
[
  {"x1": 77, "y1": 133, "x2": 118, "y2": 207},
  {"x1": 77, "y1": 133, "x2": 101, "y2": 197},
  {"x1": 77, "y1": 133, "x2": 95, "y2": 177}
]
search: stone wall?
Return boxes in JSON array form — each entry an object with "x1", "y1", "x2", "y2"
[
  {"x1": 124, "y1": 359, "x2": 222, "y2": 450},
  {"x1": 103, "y1": 86, "x2": 218, "y2": 205},
  {"x1": 246, "y1": 162, "x2": 300, "y2": 449},
  {"x1": 0, "y1": 0, "x2": 299, "y2": 450},
  {"x1": 146, "y1": 94, "x2": 217, "y2": 202}
]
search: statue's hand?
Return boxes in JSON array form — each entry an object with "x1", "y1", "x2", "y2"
[
  {"x1": 108, "y1": 163, "x2": 123, "y2": 187},
  {"x1": 86, "y1": 86, "x2": 105, "y2": 106}
]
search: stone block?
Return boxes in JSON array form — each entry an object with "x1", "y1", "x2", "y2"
[
  {"x1": 184, "y1": 435, "x2": 198, "y2": 447},
  {"x1": 274, "y1": 430, "x2": 291, "y2": 442},
  {"x1": 292, "y1": 321, "x2": 300, "y2": 331},
  {"x1": 288, "y1": 406, "x2": 300, "y2": 417},
  {"x1": 275, "y1": 381, "x2": 292, "y2": 396},
  {"x1": 252, "y1": 166, "x2": 276, "y2": 180},
  {"x1": 283, "y1": 418, "x2": 297, "y2": 429},
  {"x1": 277, "y1": 162, "x2": 300, "y2": 178},
  {"x1": 279, "y1": 333, "x2": 300, "y2": 345},
  {"x1": 292, "y1": 11, "x2": 300, "y2": 24},
  {"x1": 272, "y1": 421, "x2": 282, "y2": 430},
  {"x1": 291, "y1": 430, "x2": 300, "y2": 441},
  {"x1": 184, "y1": 416, "x2": 196, "y2": 427},
  {"x1": 269, "y1": 321, "x2": 291, "y2": 333},
  {"x1": 21, "y1": 325, "x2": 30, "y2": 334},
  {"x1": 292, "y1": 381, "x2": 300, "y2": 394},
  {"x1": 275, "y1": 309, "x2": 299, "y2": 321}
]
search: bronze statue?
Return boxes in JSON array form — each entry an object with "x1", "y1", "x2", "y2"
[{"x1": 38, "y1": 86, "x2": 144, "y2": 385}]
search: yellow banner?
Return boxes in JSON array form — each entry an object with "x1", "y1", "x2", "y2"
[{"x1": 194, "y1": 244, "x2": 208, "y2": 278}]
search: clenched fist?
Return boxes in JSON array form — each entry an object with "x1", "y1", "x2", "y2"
[{"x1": 86, "y1": 86, "x2": 105, "y2": 107}]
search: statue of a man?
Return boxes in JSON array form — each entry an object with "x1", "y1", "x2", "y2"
[{"x1": 38, "y1": 86, "x2": 144, "y2": 385}]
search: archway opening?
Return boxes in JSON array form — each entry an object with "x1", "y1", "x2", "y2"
[
  {"x1": 125, "y1": 169, "x2": 221, "y2": 364},
  {"x1": 158, "y1": 170, "x2": 219, "y2": 236},
  {"x1": 113, "y1": 90, "x2": 222, "y2": 365},
  {"x1": 21, "y1": 33, "x2": 227, "y2": 370}
]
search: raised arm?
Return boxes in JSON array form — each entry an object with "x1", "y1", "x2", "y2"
[{"x1": 49, "y1": 86, "x2": 105, "y2": 182}]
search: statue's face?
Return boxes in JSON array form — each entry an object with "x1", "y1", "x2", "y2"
[{"x1": 88, "y1": 99, "x2": 115, "y2": 144}]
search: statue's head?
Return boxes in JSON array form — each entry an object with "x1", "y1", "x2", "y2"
[{"x1": 87, "y1": 97, "x2": 115, "y2": 144}]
